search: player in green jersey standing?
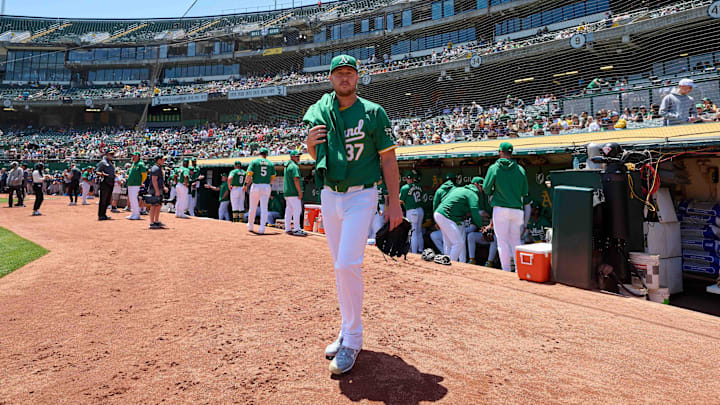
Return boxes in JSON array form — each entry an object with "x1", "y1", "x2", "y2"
[
  {"x1": 175, "y1": 159, "x2": 191, "y2": 219},
  {"x1": 228, "y1": 161, "x2": 246, "y2": 222},
  {"x1": 283, "y1": 151, "x2": 306, "y2": 236},
  {"x1": 244, "y1": 147, "x2": 276, "y2": 234},
  {"x1": 399, "y1": 170, "x2": 424, "y2": 253},
  {"x1": 304, "y1": 54, "x2": 402, "y2": 375},
  {"x1": 125, "y1": 151, "x2": 146, "y2": 220}
]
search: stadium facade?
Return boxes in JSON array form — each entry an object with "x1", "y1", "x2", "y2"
[{"x1": 0, "y1": 0, "x2": 719, "y2": 127}]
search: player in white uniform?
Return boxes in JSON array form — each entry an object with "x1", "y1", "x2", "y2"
[
  {"x1": 228, "y1": 161, "x2": 246, "y2": 223},
  {"x1": 304, "y1": 55, "x2": 402, "y2": 375},
  {"x1": 244, "y1": 147, "x2": 276, "y2": 234}
]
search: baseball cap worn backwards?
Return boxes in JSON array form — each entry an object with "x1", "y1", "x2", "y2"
[
  {"x1": 499, "y1": 142, "x2": 514, "y2": 153},
  {"x1": 471, "y1": 176, "x2": 484, "y2": 184},
  {"x1": 330, "y1": 54, "x2": 358, "y2": 73}
]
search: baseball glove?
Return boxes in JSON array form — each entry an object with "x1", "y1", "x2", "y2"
[
  {"x1": 434, "y1": 254, "x2": 451, "y2": 265},
  {"x1": 421, "y1": 248, "x2": 436, "y2": 262},
  {"x1": 375, "y1": 218, "x2": 412, "y2": 259},
  {"x1": 482, "y1": 227, "x2": 495, "y2": 242}
]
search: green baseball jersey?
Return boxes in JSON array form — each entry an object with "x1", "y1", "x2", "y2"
[
  {"x1": 436, "y1": 185, "x2": 486, "y2": 227},
  {"x1": 400, "y1": 183, "x2": 423, "y2": 210},
  {"x1": 247, "y1": 158, "x2": 276, "y2": 184},
  {"x1": 218, "y1": 182, "x2": 230, "y2": 202},
  {"x1": 433, "y1": 180, "x2": 455, "y2": 212},
  {"x1": 283, "y1": 161, "x2": 302, "y2": 197},
  {"x1": 126, "y1": 161, "x2": 147, "y2": 187},
  {"x1": 82, "y1": 171, "x2": 90, "y2": 180},
  {"x1": 175, "y1": 167, "x2": 190, "y2": 185},
  {"x1": 269, "y1": 194, "x2": 283, "y2": 212},
  {"x1": 229, "y1": 168, "x2": 245, "y2": 187},
  {"x1": 527, "y1": 216, "x2": 551, "y2": 241},
  {"x1": 304, "y1": 95, "x2": 396, "y2": 189},
  {"x1": 191, "y1": 166, "x2": 200, "y2": 181},
  {"x1": 303, "y1": 179, "x2": 321, "y2": 204}
]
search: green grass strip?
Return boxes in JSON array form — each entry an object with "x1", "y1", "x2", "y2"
[{"x1": 0, "y1": 227, "x2": 49, "y2": 279}]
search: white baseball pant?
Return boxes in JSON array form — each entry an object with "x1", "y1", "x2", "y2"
[
  {"x1": 218, "y1": 200, "x2": 230, "y2": 221},
  {"x1": 321, "y1": 186, "x2": 377, "y2": 351},
  {"x1": 434, "y1": 212, "x2": 465, "y2": 262},
  {"x1": 284, "y1": 196, "x2": 302, "y2": 232},
  {"x1": 493, "y1": 206, "x2": 525, "y2": 272},
  {"x1": 127, "y1": 185, "x2": 140, "y2": 219},
  {"x1": 406, "y1": 207, "x2": 424, "y2": 254},
  {"x1": 188, "y1": 191, "x2": 197, "y2": 216},
  {"x1": 230, "y1": 187, "x2": 245, "y2": 211},
  {"x1": 247, "y1": 183, "x2": 271, "y2": 233},
  {"x1": 81, "y1": 182, "x2": 90, "y2": 204},
  {"x1": 367, "y1": 204, "x2": 385, "y2": 241},
  {"x1": 467, "y1": 231, "x2": 498, "y2": 262},
  {"x1": 430, "y1": 230, "x2": 444, "y2": 252},
  {"x1": 175, "y1": 184, "x2": 188, "y2": 217}
]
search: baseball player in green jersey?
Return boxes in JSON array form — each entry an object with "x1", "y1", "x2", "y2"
[
  {"x1": 483, "y1": 142, "x2": 529, "y2": 272},
  {"x1": 244, "y1": 147, "x2": 276, "y2": 234},
  {"x1": 125, "y1": 151, "x2": 147, "y2": 220},
  {"x1": 367, "y1": 180, "x2": 388, "y2": 245},
  {"x1": 304, "y1": 54, "x2": 402, "y2": 375},
  {"x1": 81, "y1": 167, "x2": 92, "y2": 205},
  {"x1": 430, "y1": 172, "x2": 456, "y2": 253},
  {"x1": 523, "y1": 202, "x2": 551, "y2": 243},
  {"x1": 283, "y1": 151, "x2": 306, "y2": 236},
  {"x1": 400, "y1": 170, "x2": 424, "y2": 253},
  {"x1": 175, "y1": 159, "x2": 191, "y2": 219},
  {"x1": 434, "y1": 177, "x2": 488, "y2": 262},
  {"x1": 204, "y1": 173, "x2": 231, "y2": 221},
  {"x1": 188, "y1": 157, "x2": 203, "y2": 216},
  {"x1": 228, "y1": 161, "x2": 246, "y2": 222}
]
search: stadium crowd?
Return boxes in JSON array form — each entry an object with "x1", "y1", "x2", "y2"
[
  {"x1": 3, "y1": 91, "x2": 720, "y2": 163},
  {"x1": 0, "y1": 1, "x2": 709, "y2": 102}
]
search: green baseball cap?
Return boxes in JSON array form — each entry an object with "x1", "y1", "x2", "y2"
[
  {"x1": 234, "y1": 160, "x2": 242, "y2": 166},
  {"x1": 289, "y1": 150, "x2": 301, "y2": 156},
  {"x1": 183, "y1": 158, "x2": 190, "y2": 163},
  {"x1": 259, "y1": 147, "x2": 269, "y2": 155},
  {"x1": 191, "y1": 157, "x2": 197, "y2": 161},
  {"x1": 132, "y1": 151, "x2": 141, "y2": 156},
  {"x1": 330, "y1": 54, "x2": 358, "y2": 73},
  {"x1": 221, "y1": 172, "x2": 228, "y2": 177},
  {"x1": 499, "y1": 142, "x2": 514, "y2": 153},
  {"x1": 403, "y1": 170, "x2": 417, "y2": 179},
  {"x1": 471, "y1": 176, "x2": 484, "y2": 184},
  {"x1": 444, "y1": 172, "x2": 455, "y2": 180}
]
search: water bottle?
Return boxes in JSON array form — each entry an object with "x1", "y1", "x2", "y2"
[{"x1": 573, "y1": 156, "x2": 580, "y2": 169}]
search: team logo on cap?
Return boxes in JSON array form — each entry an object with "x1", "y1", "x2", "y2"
[{"x1": 340, "y1": 55, "x2": 350, "y2": 64}]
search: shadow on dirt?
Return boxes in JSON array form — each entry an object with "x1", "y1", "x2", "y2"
[{"x1": 332, "y1": 350, "x2": 448, "y2": 404}]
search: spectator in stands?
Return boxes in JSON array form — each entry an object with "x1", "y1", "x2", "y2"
[
  {"x1": 702, "y1": 98, "x2": 717, "y2": 114},
  {"x1": 660, "y1": 78, "x2": 698, "y2": 125}
]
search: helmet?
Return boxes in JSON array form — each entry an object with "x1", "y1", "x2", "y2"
[{"x1": 601, "y1": 142, "x2": 622, "y2": 158}]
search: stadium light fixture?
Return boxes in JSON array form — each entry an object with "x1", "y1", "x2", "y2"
[
  {"x1": 679, "y1": 53, "x2": 688, "y2": 57},
  {"x1": 514, "y1": 77, "x2": 534, "y2": 83},
  {"x1": 600, "y1": 65, "x2": 614, "y2": 71}
]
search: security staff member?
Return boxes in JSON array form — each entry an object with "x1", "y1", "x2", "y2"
[
  {"x1": 96, "y1": 150, "x2": 116, "y2": 220},
  {"x1": 483, "y1": 142, "x2": 529, "y2": 272}
]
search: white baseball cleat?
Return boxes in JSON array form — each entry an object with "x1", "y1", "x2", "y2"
[{"x1": 329, "y1": 346, "x2": 360, "y2": 375}]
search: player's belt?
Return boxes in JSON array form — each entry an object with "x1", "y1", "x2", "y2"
[{"x1": 325, "y1": 183, "x2": 375, "y2": 193}]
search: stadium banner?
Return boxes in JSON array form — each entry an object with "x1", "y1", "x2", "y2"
[
  {"x1": 227, "y1": 86, "x2": 287, "y2": 100},
  {"x1": 263, "y1": 47, "x2": 283, "y2": 56},
  {"x1": 151, "y1": 93, "x2": 208, "y2": 106}
]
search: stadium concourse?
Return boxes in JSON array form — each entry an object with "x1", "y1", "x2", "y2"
[{"x1": 0, "y1": 197, "x2": 719, "y2": 403}]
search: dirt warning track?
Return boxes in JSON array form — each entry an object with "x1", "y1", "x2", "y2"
[{"x1": 0, "y1": 198, "x2": 718, "y2": 404}]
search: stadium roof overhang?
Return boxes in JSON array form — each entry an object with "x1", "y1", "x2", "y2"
[{"x1": 197, "y1": 122, "x2": 720, "y2": 168}]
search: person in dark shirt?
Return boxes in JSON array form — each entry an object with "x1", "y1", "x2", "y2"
[
  {"x1": 67, "y1": 163, "x2": 82, "y2": 206},
  {"x1": 96, "y1": 150, "x2": 116, "y2": 220},
  {"x1": 147, "y1": 155, "x2": 168, "y2": 229}
]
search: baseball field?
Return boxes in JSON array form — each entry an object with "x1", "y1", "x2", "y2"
[{"x1": 1, "y1": 197, "x2": 719, "y2": 404}]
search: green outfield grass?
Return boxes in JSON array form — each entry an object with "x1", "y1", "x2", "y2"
[
  {"x1": 0, "y1": 227, "x2": 48, "y2": 279},
  {"x1": 0, "y1": 198, "x2": 7, "y2": 204}
]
